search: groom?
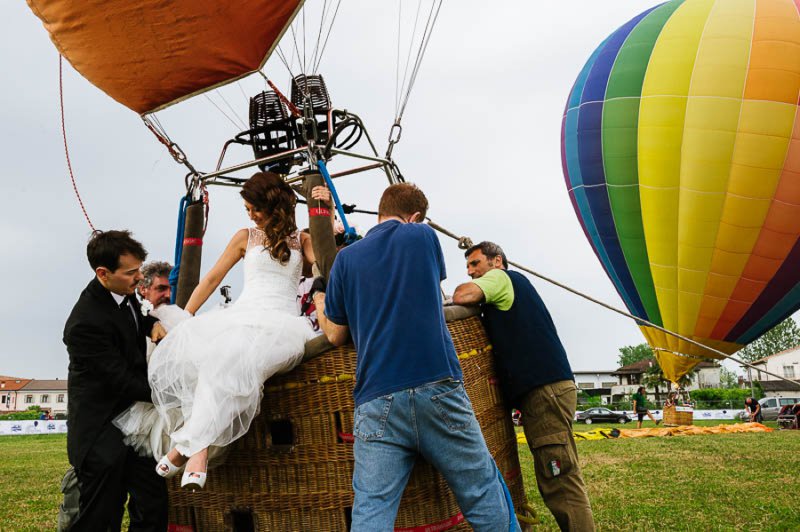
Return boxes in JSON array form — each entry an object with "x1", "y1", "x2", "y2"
[{"x1": 63, "y1": 230, "x2": 168, "y2": 530}]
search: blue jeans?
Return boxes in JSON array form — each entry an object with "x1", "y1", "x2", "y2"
[{"x1": 351, "y1": 379, "x2": 518, "y2": 531}]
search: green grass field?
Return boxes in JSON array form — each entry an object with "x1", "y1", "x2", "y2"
[{"x1": 1, "y1": 423, "x2": 798, "y2": 530}]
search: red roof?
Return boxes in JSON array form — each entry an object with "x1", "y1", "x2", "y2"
[{"x1": 0, "y1": 376, "x2": 32, "y2": 391}]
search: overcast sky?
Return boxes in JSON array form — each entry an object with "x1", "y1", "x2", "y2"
[{"x1": 1, "y1": 1, "x2": 711, "y2": 379}]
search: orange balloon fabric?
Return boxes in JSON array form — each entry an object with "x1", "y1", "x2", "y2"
[{"x1": 27, "y1": 0, "x2": 303, "y2": 114}]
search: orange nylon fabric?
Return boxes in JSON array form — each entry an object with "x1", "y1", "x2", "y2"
[{"x1": 27, "y1": 0, "x2": 303, "y2": 114}]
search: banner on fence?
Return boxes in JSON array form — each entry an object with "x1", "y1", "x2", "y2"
[{"x1": 0, "y1": 420, "x2": 67, "y2": 435}]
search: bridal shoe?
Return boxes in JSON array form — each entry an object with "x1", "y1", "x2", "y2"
[
  {"x1": 155, "y1": 455, "x2": 182, "y2": 478},
  {"x1": 181, "y1": 470, "x2": 207, "y2": 491}
]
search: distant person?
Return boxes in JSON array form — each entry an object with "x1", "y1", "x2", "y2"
[
  {"x1": 744, "y1": 397, "x2": 763, "y2": 423},
  {"x1": 63, "y1": 230, "x2": 168, "y2": 530},
  {"x1": 314, "y1": 184, "x2": 518, "y2": 530},
  {"x1": 632, "y1": 386, "x2": 660, "y2": 428},
  {"x1": 452, "y1": 240, "x2": 594, "y2": 532},
  {"x1": 664, "y1": 391, "x2": 677, "y2": 409}
]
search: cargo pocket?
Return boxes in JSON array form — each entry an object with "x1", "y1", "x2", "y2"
[
  {"x1": 353, "y1": 394, "x2": 393, "y2": 441},
  {"x1": 530, "y1": 431, "x2": 573, "y2": 480}
]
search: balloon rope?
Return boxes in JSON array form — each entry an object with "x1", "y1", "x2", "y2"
[
  {"x1": 59, "y1": 55, "x2": 95, "y2": 231},
  {"x1": 426, "y1": 218, "x2": 800, "y2": 390}
]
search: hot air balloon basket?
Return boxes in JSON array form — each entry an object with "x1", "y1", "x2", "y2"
[
  {"x1": 662, "y1": 406, "x2": 693, "y2": 427},
  {"x1": 165, "y1": 312, "x2": 529, "y2": 531}
]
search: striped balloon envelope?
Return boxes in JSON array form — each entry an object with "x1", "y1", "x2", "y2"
[{"x1": 561, "y1": 0, "x2": 800, "y2": 381}]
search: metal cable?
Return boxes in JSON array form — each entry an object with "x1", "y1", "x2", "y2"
[
  {"x1": 313, "y1": 0, "x2": 342, "y2": 74},
  {"x1": 395, "y1": 1, "x2": 402, "y2": 119},
  {"x1": 397, "y1": 0, "x2": 443, "y2": 122},
  {"x1": 396, "y1": 0, "x2": 424, "y2": 118},
  {"x1": 425, "y1": 218, "x2": 800, "y2": 390},
  {"x1": 310, "y1": 0, "x2": 328, "y2": 74},
  {"x1": 216, "y1": 89, "x2": 247, "y2": 130},
  {"x1": 203, "y1": 93, "x2": 245, "y2": 131}
]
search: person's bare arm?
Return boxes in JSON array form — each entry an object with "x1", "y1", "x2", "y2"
[
  {"x1": 452, "y1": 282, "x2": 486, "y2": 306},
  {"x1": 313, "y1": 292, "x2": 350, "y2": 346},
  {"x1": 184, "y1": 229, "x2": 248, "y2": 315}
]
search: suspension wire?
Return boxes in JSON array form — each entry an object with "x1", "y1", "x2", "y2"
[
  {"x1": 216, "y1": 89, "x2": 247, "y2": 130},
  {"x1": 396, "y1": 0, "x2": 424, "y2": 118},
  {"x1": 59, "y1": 55, "x2": 95, "y2": 231},
  {"x1": 289, "y1": 20, "x2": 304, "y2": 76},
  {"x1": 302, "y1": 4, "x2": 307, "y2": 75},
  {"x1": 203, "y1": 93, "x2": 245, "y2": 131},
  {"x1": 236, "y1": 81, "x2": 250, "y2": 106},
  {"x1": 275, "y1": 46, "x2": 297, "y2": 78},
  {"x1": 425, "y1": 218, "x2": 800, "y2": 390},
  {"x1": 310, "y1": 0, "x2": 328, "y2": 74},
  {"x1": 394, "y1": 1, "x2": 402, "y2": 118},
  {"x1": 312, "y1": 0, "x2": 342, "y2": 74},
  {"x1": 397, "y1": 0, "x2": 443, "y2": 123}
]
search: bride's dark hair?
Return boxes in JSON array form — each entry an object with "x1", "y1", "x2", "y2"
[{"x1": 240, "y1": 172, "x2": 298, "y2": 264}]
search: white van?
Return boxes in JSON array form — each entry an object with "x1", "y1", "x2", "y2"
[{"x1": 758, "y1": 396, "x2": 800, "y2": 421}]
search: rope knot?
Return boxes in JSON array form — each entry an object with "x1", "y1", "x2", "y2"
[{"x1": 457, "y1": 236, "x2": 474, "y2": 250}]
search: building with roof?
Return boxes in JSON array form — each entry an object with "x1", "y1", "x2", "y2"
[
  {"x1": 742, "y1": 345, "x2": 800, "y2": 398},
  {"x1": 573, "y1": 370, "x2": 617, "y2": 405},
  {"x1": 18, "y1": 379, "x2": 69, "y2": 415},
  {"x1": 0, "y1": 375, "x2": 32, "y2": 412},
  {"x1": 609, "y1": 359, "x2": 721, "y2": 404}
]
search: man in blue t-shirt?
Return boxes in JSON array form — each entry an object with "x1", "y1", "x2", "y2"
[
  {"x1": 314, "y1": 184, "x2": 516, "y2": 531},
  {"x1": 453, "y1": 241, "x2": 594, "y2": 532}
]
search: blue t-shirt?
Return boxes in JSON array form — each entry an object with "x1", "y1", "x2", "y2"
[{"x1": 324, "y1": 220, "x2": 462, "y2": 406}]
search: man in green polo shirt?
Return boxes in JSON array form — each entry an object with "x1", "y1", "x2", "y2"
[{"x1": 453, "y1": 241, "x2": 594, "y2": 532}]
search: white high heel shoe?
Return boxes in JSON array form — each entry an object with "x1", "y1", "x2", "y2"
[
  {"x1": 155, "y1": 455, "x2": 183, "y2": 478},
  {"x1": 181, "y1": 470, "x2": 207, "y2": 491}
]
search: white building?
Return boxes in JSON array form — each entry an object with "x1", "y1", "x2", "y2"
[
  {"x1": 0, "y1": 375, "x2": 32, "y2": 412},
  {"x1": 19, "y1": 379, "x2": 68, "y2": 416},
  {"x1": 745, "y1": 345, "x2": 800, "y2": 397},
  {"x1": 573, "y1": 371, "x2": 617, "y2": 404}
]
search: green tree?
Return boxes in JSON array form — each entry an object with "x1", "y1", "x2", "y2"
[
  {"x1": 617, "y1": 343, "x2": 655, "y2": 367},
  {"x1": 641, "y1": 362, "x2": 666, "y2": 405},
  {"x1": 719, "y1": 367, "x2": 739, "y2": 389},
  {"x1": 737, "y1": 317, "x2": 800, "y2": 363}
]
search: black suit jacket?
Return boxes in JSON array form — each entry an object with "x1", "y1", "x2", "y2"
[{"x1": 63, "y1": 277, "x2": 158, "y2": 468}]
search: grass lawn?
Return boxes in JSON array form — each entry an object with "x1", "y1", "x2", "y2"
[{"x1": 1, "y1": 423, "x2": 798, "y2": 530}]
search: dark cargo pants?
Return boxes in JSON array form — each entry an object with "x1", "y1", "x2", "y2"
[{"x1": 520, "y1": 380, "x2": 595, "y2": 532}]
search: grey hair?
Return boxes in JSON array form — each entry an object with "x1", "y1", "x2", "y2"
[
  {"x1": 464, "y1": 241, "x2": 508, "y2": 269},
  {"x1": 139, "y1": 261, "x2": 173, "y2": 289}
]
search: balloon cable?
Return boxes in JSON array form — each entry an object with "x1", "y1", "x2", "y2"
[
  {"x1": 59, "y1": 55, "x2": 95, "y2": 231},
  {"x1": 426, "y1": 218, "x2": 800, "y2": 390}
]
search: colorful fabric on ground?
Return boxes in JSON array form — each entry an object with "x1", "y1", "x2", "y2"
[
  {"x1": 517, "y1": 423, "x2": 773, "y2": 445},
  {"x1": 561, "y1": 0, "x2": 800, "y2": 382}
]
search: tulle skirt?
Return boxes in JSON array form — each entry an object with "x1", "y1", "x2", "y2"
[{"x1": 114, "y1": 303, "x2": 314, "y2": 460}]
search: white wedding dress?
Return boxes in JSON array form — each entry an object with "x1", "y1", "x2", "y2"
[{"x1": 114, "y1": 228, "x2": 315, "y2": 459}]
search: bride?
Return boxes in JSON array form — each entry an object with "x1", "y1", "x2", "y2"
[{"x1": 115, "y1": 171, "x2": 331, "y2": 490}]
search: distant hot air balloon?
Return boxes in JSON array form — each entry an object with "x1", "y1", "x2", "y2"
[{"x1": 561, "y1": 0, "x2": 800, "y2": 382}]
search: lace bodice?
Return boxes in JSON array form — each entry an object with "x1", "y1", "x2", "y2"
[{"x1": 237, "y1": 227, "x2": 304, "y2": 315}]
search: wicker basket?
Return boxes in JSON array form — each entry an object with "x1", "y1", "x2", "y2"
[
  {"x1": 166, "y1": 309, "x2": 528, "y2": 531},
  {"x1": 662, "y1": 405, "x2": 693, "y2": 426}
]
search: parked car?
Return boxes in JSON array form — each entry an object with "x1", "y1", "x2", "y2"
[
  {"x1": 760, "y1": 396, "x2": 800, "y2": 421},
  {"x1": 576, "y1": 407, "x2": 630, "y2": 425},
  {"x1": 738, "y1": 396, "x2": 800, "y2": 421}
]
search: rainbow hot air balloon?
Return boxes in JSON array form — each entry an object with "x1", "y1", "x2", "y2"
[{"x1": 561, "y1": 0, "x2": 800, "y2": 382}]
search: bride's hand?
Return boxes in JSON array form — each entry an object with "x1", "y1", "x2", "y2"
[{"x1": 310, "y1": 186, "x2": 332, "y2": 206}]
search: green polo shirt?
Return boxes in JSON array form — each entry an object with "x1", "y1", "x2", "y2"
[{"x1": 472, "y1": 268, "x2": 514, "y2": 311}]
